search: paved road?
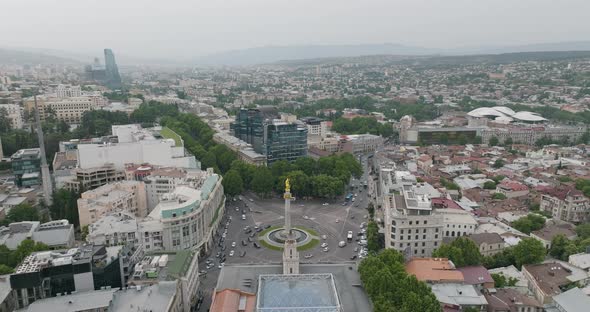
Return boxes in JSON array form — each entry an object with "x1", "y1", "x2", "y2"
[{"x1": 196, "y1": 154, "x2": 373, "y2": 311}]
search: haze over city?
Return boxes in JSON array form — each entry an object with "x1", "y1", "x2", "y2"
[
  {"x1": 2, "y1": 0, "x2": 590, "y2": 61},
  {"x1": 1, "y1": 1, "x2": 590, "y2": 312}
]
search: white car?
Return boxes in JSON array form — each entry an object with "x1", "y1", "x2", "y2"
[
  {"x1": 321, "y1": 235, "x2": 328, "y2": 240},
  {"x1": 303, "y1": 215, "x2": 309, "y2": 220},
  {"x1": 231, "y1": 241, "x2": 237, "y2": 247},
  {"x1": 229, "y1": 250, "x2": 235, "y2": 257},
  {"x1": 321, "y1": 242, "x2": 328, "y2": 248},
  {"x1": 218, "y1": 263, "x2": 225, "y2": 269},
  {"x1": 338, "y1": 241, "x2": 346, "y2": 247},
  {"x1": 323, "y1": 247, "x2": 330, "y2": 252},
  {"x1": 241, "y1": 214, "x2": 246, "y2": 220},
  {"x1": 335, "y1": 219, "x2": 340, "y2": 223},
  {"x1": 322, "y1": 203, "x2": 329, "y2": 206},
  {"x1": 249, "y1": 198, "x2": 254, "y2": 202},
  {"x1": 304, "y1": 254, "x2": 313, "y2": 259}
]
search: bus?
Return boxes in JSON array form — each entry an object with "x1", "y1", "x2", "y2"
[{"x1": 345, "y1": 193, "x2": 353, "y2": 202}]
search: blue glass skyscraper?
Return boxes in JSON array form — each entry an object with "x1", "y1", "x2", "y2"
[{"x1": 104, "y1": 49, "x2": 122, "y2": 89}]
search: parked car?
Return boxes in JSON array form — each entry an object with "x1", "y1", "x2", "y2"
[
  {"x1": 231, "y1": 241, "x2": 236, "y2": 248},
  {"x1": 321, "y1": 242, "x2": 328, "y2": 248},
  {"x1": 240, "y1": 251, "x2": 246, "y2": 257},
  {"x1": 229, "y1": 250, "x2": 235, "y2": 257},
  {"x1": 253, "y1": 242, "x2": 261, "y2": 249},
  {"x1": 241, "y1": 214, "x2": 246, "y2": 220},
  {"x1": 350, "y1": 255, "x2": 357, "y2": 260},
  {"x1": 323, "y1": 247, "x2": 330, "y2": 252},
  {"x1": 338, "y1": 241, "x2": 346, "y2": 247},
  {"x1": 242, "y1": 240, "x2": 247, "y2": 246},
  {"x1": 304, "y1": 254, "x2": 313, "y2": 259}
]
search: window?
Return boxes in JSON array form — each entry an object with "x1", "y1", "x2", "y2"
[
  {"x1": 435, "y1": 234, "x2": 438, "y2": 239},
  {"x1": 434, "y1": 242, "x2": 438, "y2": 246},
  {"x1": 423, "y1": 229, "x2": 427, "y2": 233},
  {"x1": 424, "y1": 220, "x2": 427, "y2": 225},
  {"x1": 401, "y1": 229, "x2": 404, "y2": 234},
  {"x1": 409, "y1": 221, "x2": 412, "y2": 225},
  {"x1": 422, "y1": 242, "x2": 425, "y2": 247},
  {"x1": 399, "y1": 243, "x2": 403, "y2": 248},
  {"x1": 421, "y1": 249, "x2": 425, "y2": 254},
  {"x1": 415, "y1": 235, "x2": 418, "y2": 239},
  {"x1": 423, "y1": 235, "x2": 426, "y2": 239},
  {"x1": 407, "y1": 236, "x2": 411, "y2": 240},
  {"x1": 414, "y1": 242, "x2": 418, "y2": 247},
  {"x1": 414, "y1": 249, "x2": 417, "y2": 254}
]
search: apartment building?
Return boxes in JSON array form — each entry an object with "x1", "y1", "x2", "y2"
[
  {"x1": 384, "y1": 183, "x2": 444, "y2": 258},
  {"x1": 0, "y1": 104, "x2": 23, "y2": 129},
  {"x1": 77, "y1": 181, "x2": 147, "y2": 227},
  {"x1": 541, "y1": 186, "x2": 589, "y2": 223},
  {"x1": 87, "y1": 212, "x2": 138, "y2": 247},
  {"x1": 64, "y1": 164, "x2": 126, "y2": 192},
  {"x1": 144, "y1": 167, "x2": 204, "y2": 211},
  {"x1": 23, "y1": 95, "x2": 107, "y2": 124}
]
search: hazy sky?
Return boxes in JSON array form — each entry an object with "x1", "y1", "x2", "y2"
[{"x1": 1, "y1": 0, "x2": 589, "y2": 60}]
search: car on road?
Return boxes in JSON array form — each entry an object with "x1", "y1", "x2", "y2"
[
  {"x1": 221, "y1": 245, "x2": 226, "y2": 251},
  {"x1": 242, "y1": 240, "x2": 247, "y2": 246},
  {"x1": 229, "y1": 250, "x2": 235, "y2": 257},
  {"x1": 218, "y1": 263, "x2": 225, "y2": 269},
  {"x1": 253, "y1": 242, "x2": 261, "y2": 249},
  {"x1": 338, "y1": 241, "x2": 346, "y2": 247},
  {"x1": 321, "y1": 242, "x2": 328, "y2": 248},
  {"x1": 321, "y1": 235, "x2": 327, "y2": 240},
  {"x1": 354, "y1": 247, "x2": 359, "y2": 252},
  {"x1": 249, "y1": 198, "x2": 254, "y2": 202},
  {"x1": 231, "y1": 241, "x2": 236, "y2": 247},
  {"x1": 242, "y1": 209, "x2": 246, "y2": 214},
  {"x1": 235, "y1": 207, "x2": 239, "y2": 211},
  {"x1": 350, "y1": 255, "x2": 357, "y2": 260},
  {"x1": 303, "y1": 215, "x2": 309, "y2": 220},
  {"x1": 254, "y1": 225, "x2": 259, "y2": 230},
  {"x1": 241, "y1": 214, "x2": 246, "y2": 220},
  {"x1": 322, "y1": 203, "x2": 329, "y2": 206},
  {"x1": 240, "y1": 251, "x2": 246, "y2": 257},
  {"x1": 323, "y1": 247, "x2": 330, "y2": 252},
  {"x1": 347, "y1": 231, "x2": 353, "y2": 242},
  {"x1": 248, "y1": 237, "x2": 253, "y2": 242},
  {"x1": 359, "y1": 240, "x2": 367, "y2": 246},
  {"x1": 249, "y1": 232, "x2": 256, "y2": 238},
  {"x1": 335, "y1": 219, "x2": 340, "y2": 223},
  {"x1": 264, "y1": 225, "x2": 271, "y2": 229},
  {"x1": 304, "y1": 254, "x2": 313, "y2": 259}
]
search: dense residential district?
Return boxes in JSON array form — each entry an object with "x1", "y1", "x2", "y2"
[{"x1": 1, "y1": 50, "x2": 590, "y2": 312}]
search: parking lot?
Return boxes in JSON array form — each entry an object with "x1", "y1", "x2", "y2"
[{"x1": 197, "y1": 156, "x2": 373, "y2": 310}]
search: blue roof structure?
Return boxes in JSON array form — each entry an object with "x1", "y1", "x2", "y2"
[{"x1": 257, "y1": 274, "x2": 341, "y2": 312}]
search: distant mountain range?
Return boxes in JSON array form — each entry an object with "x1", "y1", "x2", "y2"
[{"x1": 2, "y1": 41, "x2": 590, "y2": 66}]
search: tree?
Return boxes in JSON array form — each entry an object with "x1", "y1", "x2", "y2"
[
  {"x1": 511, "y1": 214, "x2": 545, "y2": 234},
  {"x1": 251, "y1": 167, "x2": 274, "y2": 198},
  {"x1": 432, "y1": 237, "x2": 482, "y2": 267},
  {"x1": 483, "y1": 181, "x2": 497, "y2": 189},
  {"x1": 0, "y1": 264, "x2": 13, "y2": 274},
  {"x1": 222, "y1": 170, "x2": 244, "y2": 197},
  {"x1": 6, "y1": 204, "x2": 40, "y2": 223},
  {"x1": 367, "y1": 221, "x2": 382, "y2": 253},
  {"x1": 491, "y1": 273, "x2": 518, "y2": 288},
  {"x1": 0, "y1": 108, "x2": 12, "y2": 132},
  {"x1": 576, "y1": 224, "x2": 590, "y2": 239},
  {"x1": 489, "y1": 136, "x2": 499, "y2": 146},
  {"x1": 492, "y1": 193, "x2": 507, "y2": 200},
  {"x1": 50, "y1": 189, "x2": 79, "y2": 227},
  {"x1": 549, "y1": 234, "x2": 577, "y2": 261},
  {"x1": 359, "y1": 249, "x2": 442, "y2": 312},
  {"x1": 367, "y1": 202, "x2": 375, "y2": 219},
  {"x1": 503, "y1": 137, "x2": 513, "y2": 146},
  {"x1": 492, "y1": 158, "x2": 505, "y2": 169},
  {"x1": 513, "y1": 238, "x2": 546, "y2": 268}
]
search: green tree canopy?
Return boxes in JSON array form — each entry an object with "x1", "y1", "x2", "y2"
[
  {"x1": 432, "y1": 237, "x2": 482, "y2": 267},
  {"x1": 222, "y1": 170, "x2": 244, "y2": 197},
  {"x1": 513, "y1": 238, "x2": 546, "y2": 268}
]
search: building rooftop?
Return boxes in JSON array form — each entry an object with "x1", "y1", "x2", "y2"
[
  {"x1": 109, "y1": 281, "x2": 177, "y2": 312},
  {"x1": 484, "y1": 287, "x2": 542, "y2": 311},
  {"x1": 568, "y1": 253, "x2": 590, "y2": 271},
  {"x1": 523, "y1": 262, "x2": 575, "y2": 297},
  {"x1": 457, "y1": 266, "x2": 494, "y2": 285},
  {"x1": 488, "y1": 265, "x2": 528, "y2": 288},
  {"x1": 24, "y1": 289, "x2": 117, "y2": 312},
  {"x1": 405, "y1": 258, "x2": 465, "y2": 283},
  {"x1": 468, "y1": 232, "x2": 505, "y2": 246},
  {"x1": 210, "y1": 288, "x2": 256, "y2": 312},
  {"x1": 549, "y1": 287, "x2": 590, "y2": 312},
  {"x1": 131, "y1": 250, "x2": 196, "y2": 282},
  {"x1": 10, "y1": 148, "x2": 40, "y2": 160},
  {"x1": 430, "y1": 283, "x2": 488, "y2": 306},
  {"x1": 88, "y1": 212, "x2": 137, "y2": 237},
  {"x1": 216, "y1": 263, "x2": 370, "y2": 312},
  {"x1": 531, "y1": 222, "x2": 576, "y2": 242},
  {"x1": 257, "y1": 274, "x2": 340, "y2": 312}
]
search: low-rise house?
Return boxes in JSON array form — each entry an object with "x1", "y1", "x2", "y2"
[
  {"x1": 405, "y1": 258, "x2": 464, "y2": 284},
  {"x1": 457, "y1": 266, "x2": 494, "y2": 290},
  {"x1": 488, "y1": 265, "x2": 528, "y2": 289},
  {"x1": 467, "y1": 233, "x2": 506, "y2": 257},
  {"x1": 484, "y1": 288, "x2": 543, "y2": 312},
  {"x1": 530, "y1": 221, "x2": 576, "y2": 249},
  {"x1": 568, "y1": 253, "x2": 590, "y2": 272},
  {"x1": 545, "y1": 287, "x2": 590, "y2": 312},
  {"x1": 210, "y1": 289, "x2": 256, "y2": 312},
  {"x1": 495, "y1": 181, "x2": 529, "y2": 198},
  {"x1": 430, "y1": 283, "x2": 487, "y2": 311},
  {"x1": 522, "y1": 262, "x2": 590, "y2": 305}
]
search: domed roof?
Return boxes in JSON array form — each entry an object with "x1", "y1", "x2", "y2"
[
  {"x1": 467, "y1": 107, "x2": 507, "y2": 118},
  {"x1": 511, "y1": 111, "x2": 547, "y2": 122}
]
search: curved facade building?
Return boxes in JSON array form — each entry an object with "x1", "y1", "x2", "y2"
[{"x1": 140, "y1": 172, "x2": 224, "y2": 253}]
